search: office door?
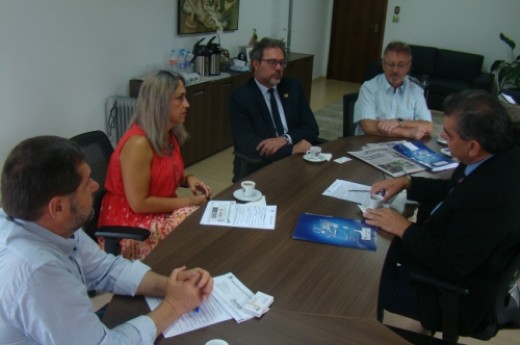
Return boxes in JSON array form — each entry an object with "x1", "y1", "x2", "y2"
[{"x1": 327, "y1": 0, "x2": 387, "y2": 83}]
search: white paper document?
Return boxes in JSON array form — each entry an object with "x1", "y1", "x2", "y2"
[
  {"x1": 322, "y1": 179, "x2": 372, "y2": 205},
  {"x1": 200, "y1": 200, "x2": 277, "y2": 230},
  {"x1": 145, "y1": 294, "x2": 232, "y2": 338},
  {"x1": 212, "y1": 272, "x2": 256, "y2": 323},
  {"x1": 145, "y1": 272, "x2": 265, "y2": 337}
]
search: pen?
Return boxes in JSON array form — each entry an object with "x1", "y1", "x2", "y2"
[{"x1": 348, "y1": 189, "x2": 370, "y2": 192}]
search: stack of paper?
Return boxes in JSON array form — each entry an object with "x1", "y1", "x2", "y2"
[
  {"x1": 145, "y1": 272, "x2": 272, "y2": 338},
  {"x1": 211, "y1": 272, "x2": 256, "y2": 323},
  {"x1": 348, "y1": 141, "x2": 426, "y2": 177},
  {"x1": 242, "y1": 291, "x2": 274, "y2": 318}
]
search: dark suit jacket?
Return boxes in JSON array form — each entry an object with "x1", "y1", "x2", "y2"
[
  {"x1": 230, "y1": 77, "x2": 319, "y2": 181},
  {"x1": 393, "y1": 147, "x2": 520, "y2": 334}
]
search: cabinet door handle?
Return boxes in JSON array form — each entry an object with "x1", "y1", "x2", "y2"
[
  {"x1": 193, "y1": 90, "x2": 205, "y2": 96},
  {"x1": 222, "y1": 82, "x2": 233, "y2": 87}
]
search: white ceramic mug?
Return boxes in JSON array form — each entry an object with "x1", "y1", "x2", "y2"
[
  {"x1": 368, "y1": 194, "x2": 384, "y2": 209},
  {"x1": 306, "y1": 146, "x2": 322, "y2": 159},
  {"x1": 205, "y1": 340, "x2": 229, "y2": 345},
  {"x1": 241, "y1": 180, "x2": 256, "y2": 197}
]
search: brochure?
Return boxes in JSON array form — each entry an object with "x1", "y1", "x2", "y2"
[
  {"x1": 293, "y1": 213, "x2": 377, "y2": 251},
  {"x1": 348, "y1": 144, "x2": 425, "y2": 177},
  {"x1": 392, "y1": 141, "x2": 458, "y2": 172}
]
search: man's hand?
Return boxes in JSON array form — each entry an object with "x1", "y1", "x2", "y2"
[
  {"x1": 176, "y1": 267, "x2": 213, "y2": 298},
  {"x1": 370, "y1": 176, "x2": 410, "y2": 203},
  {"x1": 406, "y1": 124, "x2": 431, "y2": 140},
  {"x1": 162, "y1": 267, "x2": 213, "y2": 316},
  {"x1": 147, "y1": 266, "x2": 213, "y2": 335},
  {"x1": 377, "y1": 119, "x2": 400, "y2": 135},
  {"x1": 363, "y1": 208, "x2": 411, "y2": 238},
  {"x1": 291, "y1": 139, "x2": 312, "y2": 155},
  {"x1": 256, "y1": 137, "x2": 287, "y2": 156}
]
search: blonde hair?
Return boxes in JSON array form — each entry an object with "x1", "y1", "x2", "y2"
[{"x1": 131, "y1": 70, "x2": 189, "y2": 155}]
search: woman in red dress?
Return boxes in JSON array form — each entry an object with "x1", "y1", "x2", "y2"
[{"x1": 98, "y1": 71, "x2": 212, "y2": 259}]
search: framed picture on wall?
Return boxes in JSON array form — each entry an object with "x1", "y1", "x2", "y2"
[{"x1": 178, "y1": 0, "x2": 240, "y2": 35}]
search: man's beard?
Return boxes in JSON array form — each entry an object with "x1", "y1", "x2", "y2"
[{"x1": 70, "y1": 196, "x2": 95, "y2": 231}]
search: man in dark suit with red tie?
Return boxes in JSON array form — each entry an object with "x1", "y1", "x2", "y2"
[
  {"x1": 230, "y1": 37, "x2": 319, "y2": 182},
  {"x1": 363, "y1": 90, "x2": 520, "y2": 335}
]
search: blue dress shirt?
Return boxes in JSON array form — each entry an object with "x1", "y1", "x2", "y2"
[
  {"x1": 354, "y1": 74, "x2": 432, "y2": 135},
  {"x1": 0, "y1": 210, "x2": 156, "y2": 345}
]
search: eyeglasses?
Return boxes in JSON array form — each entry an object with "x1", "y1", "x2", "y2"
[
  {"x1": 383, "y1": 61, "x2": 411, "y2": 69},
  {"x1": 260, "y1": 59, "x2": 287, "y2": 68}
]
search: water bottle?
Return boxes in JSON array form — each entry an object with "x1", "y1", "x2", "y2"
[
  {"x1": 185, "y1": 50, "x2": 194, "y2": 73},
  {"x1": 168, "y1": 49, "x2": 177, "y2": 72},
  {"x1": 178, "y1": 48, "x2": 186, "y2": 72}
]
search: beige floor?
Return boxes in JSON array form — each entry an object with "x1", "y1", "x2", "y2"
[{"x1": 95, "y1": 79, "x2": 517, "y2": 345}]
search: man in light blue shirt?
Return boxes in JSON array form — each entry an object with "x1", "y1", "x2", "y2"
[
  {"x1": 0, "y1": 136, "x2": 213, "y2": 345},
  {"x1": 354, "y1": 41, "x2": 433, "y2": 139}
]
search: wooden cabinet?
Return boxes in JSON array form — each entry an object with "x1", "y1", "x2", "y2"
[
  {"x1": 211, "y1": 73, "x2": 251, "y2": 152},
  {"x1": 128, "y1": 52, "x2": 313, "y2": 166},
  {"x1": 285, "y1": 53, "x2": 314, "y2": 101},
  {"x1": 183, "y1": 82, "x2": 213, "y2": 166}
]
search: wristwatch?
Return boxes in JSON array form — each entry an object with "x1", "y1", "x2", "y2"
[{"x1": 281, "y1": 134, "x2": 292, "y2": 145}]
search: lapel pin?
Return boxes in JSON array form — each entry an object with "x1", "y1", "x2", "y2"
[{"x1": 284, "y1": 93, "x2": 289, "y2": 98}]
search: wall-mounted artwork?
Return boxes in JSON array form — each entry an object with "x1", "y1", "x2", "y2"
[{"x1": 178, "y1": 0, "x2": 240, "y2": 35}]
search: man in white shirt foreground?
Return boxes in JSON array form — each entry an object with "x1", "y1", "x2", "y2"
[
  {"x1": 0, "y1": 135, "x2": 213, "y2": 345},
  {"x1": 354, "y1": 41, "x2": 433, "y2": 139}
]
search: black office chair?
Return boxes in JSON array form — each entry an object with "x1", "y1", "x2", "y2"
[
  {"x1": 343, "y1": 93, "x2": 358, "y2": 137},
  {"x1": 231, "y1": 134, "x2": 327, "y2": 183},
  {"x1": 512, "y1": 121, "x2": 520, "y2": 147},
  {"x1": 70, "y1": 130, "x2": 149, "y2": 255},
  {"x1": 378, "y1": 242, "x2": 520, "y2": 344},
  {"x1": 232, "y1": 150, "x2": 262, "y2": 183}
]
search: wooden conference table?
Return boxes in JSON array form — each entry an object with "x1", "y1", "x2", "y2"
[{"x1": 103, "y1": 135, "x2": 449, "y2": 344}]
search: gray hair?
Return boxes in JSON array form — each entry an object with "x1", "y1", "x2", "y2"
[
  {"x1": 249, "y1": 37, "x2": 286, "y2": 61},
  {"x1": 443, "y1": 89, "x2": 513, "y2": 153},
  {"x1": 383, "y1": 41, "x2": 412, "y2": 58},
  {"x1": 132, "y1": 70, "x2": 189, "y2": 155}
]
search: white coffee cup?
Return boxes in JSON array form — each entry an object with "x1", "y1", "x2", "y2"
[
  {"x1": 306, "y1": 146, "x2": 322, "y2": 159},
  {"x1": 241, "y1": 180, "x2": 256, "y2": 197},
  {"x1": 368, "y1": 194, "x2": 384, "y2": 209},
  {"x1": 205, "y1": 340, "x2": 229, "y2": 345}
]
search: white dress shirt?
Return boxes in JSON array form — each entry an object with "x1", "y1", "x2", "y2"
[
  {"x1": 254, "y1": 79, "x2": 293, "y2": 142},
  {"x1": 354, "y1": 74, "x2": 432, "y2": 135},
  {"x1": 0, "y1": 209, "x2": 155, "y2": 345}
]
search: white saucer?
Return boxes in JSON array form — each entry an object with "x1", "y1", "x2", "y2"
[
  {"x1": 303, "y1": 153, "x2": 326, "y2": 163},
  {"x1": 436, "y1": 135, "x2": 447, "y2": 145},
  {"x1": 233, "y1": 188, "x2": 263, "y2": 202},
  {"x1": 440, "y1": 147, "x2": 452, "y2": 157}
]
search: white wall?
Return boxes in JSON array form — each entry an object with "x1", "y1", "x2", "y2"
[
  {"x1": 0, "y1": 0, "x2": 332, "y2": 175},
  {"x1": 383, "y1": 0, "x2": 520, "y2": 71},
  {"x1": 5, "y1": 0, "x2": 514, "y2": 177}
]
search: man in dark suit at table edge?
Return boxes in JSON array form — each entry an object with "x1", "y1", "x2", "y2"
[
  {"x1": 363, "y1": 89, "x2": 520, "y2": 335},
  {"x1": 229, "y1": 37, "x2": 319, "y2": 182}
]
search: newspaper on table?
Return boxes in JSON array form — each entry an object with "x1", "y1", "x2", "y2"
[{"x1": 348, "y1": 141, "x2": 425, "y2": 177}]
